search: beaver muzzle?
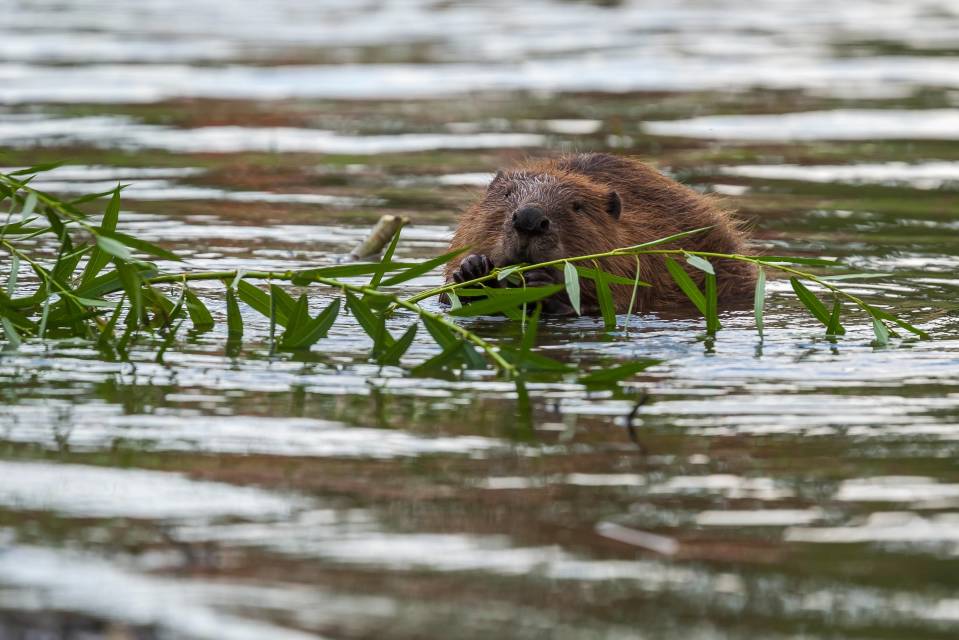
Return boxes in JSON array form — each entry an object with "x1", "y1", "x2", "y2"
[{"x1": 511, "y1": 206, "x2": 550, "y2": 235}]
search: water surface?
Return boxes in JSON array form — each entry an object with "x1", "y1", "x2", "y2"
[{"x1": 2, "y1": 1, "x2": 959, "y2": 638}]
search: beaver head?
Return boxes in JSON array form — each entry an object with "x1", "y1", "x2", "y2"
[{"x1": 479, "y1": 169, "x2": 623, "y2": 266}]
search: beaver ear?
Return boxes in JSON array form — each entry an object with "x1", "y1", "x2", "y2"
[
  {"x1": 488, "y1": 171, "x2": 506, "y2": 190},
  {"x1": 606, "y1": 191, "x2": 622, "y2": 219}
]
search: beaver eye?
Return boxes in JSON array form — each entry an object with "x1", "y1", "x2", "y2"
[{"x1": 571, "y1": 201, "x2": 584, "y2": 213}]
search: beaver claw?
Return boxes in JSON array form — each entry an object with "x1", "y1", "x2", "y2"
[
  {"x1": 441, "y1": 254, "x2": 499, "y2": 305},
  {"x1": 452, "y1": 254, "x2": 498, "y2": 284}
]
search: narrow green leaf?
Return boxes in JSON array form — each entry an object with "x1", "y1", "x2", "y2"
[
  {"x1": 345, "y1": 290, "x2": 376, "y2": 336},
  {"x1": 569, "y1": 265, "x2": 650, "y2": 287},
  {"x1": 754, "y1": 267, "x2": 766, "y2": 339},
  {"x1": 686, "y1": 254, "x2": 715, "y2": 275},
  {"x1": 757, "y1": 256, "x2": 842, "y2": 267},
  {"x1": 371, "y1": 315, "x2": 395, "y2": 356},
  {"x1": 106, "y1": 232, "x2": 181, "y2": 262},
  {"x1": 449, "y1": 284, "x2": 563, "y2": 317},
  {"x1": 183, "y1": 287, "x2": 214, "y2": 333},
  {"x1": 623, "y1": 226, "x2": 713, "y2": 250},
  {"x1": 226, "y1": 287, "x2": 243, "y2": 338},
  {"x1": 664, "y1": 257, "x2": 706, "y2": 315},
  {"x1": 69, "y1": 185, "x2": 126, "y2": 206},
  {"x1": 97, "y1": 294, "x2": 124, "y2": 347},
  {"x1": 579, "y1": 359, "x2": 661, "y2": 385},
  {"x1": 269, "y1": 285, "x2": 297, "y2": 321},
  {"x1": 345, "y1": 291, "x2": 394, "y2": 353},
  {"x1": 563, "y1": 262, "x2": 581, "y2": 316},
  {"x1": 592, "y1": 261, "x2": 617, "y2": 331},
  {"x1": 80, "y1": 248, "x2": 116, "y2": 287},
  {"x1": 8, "y1": 162, "x2": 64, "y2": 176},
  {"x1": 141, "y1": 283, "x2": 176, "y2": 328},
  {"x1": 449, "y1": 291, "x2": 462, "y2": 310},
  {"x1": 6, "y1": 254, "x2": 18, "y2": 296},
  {"x1": 53, "y1": 245, "x2": 87, "y2": 284},
  {"x1": 282, "y1": 298, "x2": 340, "y2": 350},
  {"x1": 705, "y1": 272, "x2": 720, "y2": 334},
  {"x1": 21, "y1": 192, "x2": 38, "y2": 217},
  {"x1": 97, "y1": 235, "x2": 134, "y2": 261},
  {"x1": 284, "y1": 294, "x2": 310, "y2": 338},
  {"x1": 819, "y1": 273, "x2": 894, "y2": 282},
  {"x1": 381, "y1": 247, "x2": 471, "y2": 287},
  {"x1": 867, "y1": 306, "x2": 930, "y2": 340},
  {"x1": 74, "y1": 264, "x2": 157, "y2": 300},
  {"x1": 156, "y1": 319, "x2": 185, "y2": 362},
  {"x1": 0, "y1": 295, "x2": 37, "y2": 331},
  {"x1": 873, "y1": 318, "x2": 890, "y2": 346},
  {"x1": 116, "y1": 262, "x2": 142, "y2": 328},
  {"x1": 292, "y1": 261, "x2": 415, "y2": 284},
  {"x1": 623, "y1": 256, "x2": 642, "y2": 336},
  {"x1": 500, "y1": 346, "x2": 573, "y2": 373},
  {"x1": 0, "y1": 217, "x2": 42, "y2": 236},
  {"x1": 37, "y1": 296, "x2": 50, "y2": 339},
  {"x1": 236, "y1": 280, "x2": 287, "y2": 325},
  {"x1": 379, "y1": 323, "x2": 417, "y2": 365},
  {"x1": 422, "y1": 314, "x2": 457, "y2": 349},
  {"x1": 789, "y1": 277, "x2": 831, "y2": 327},
  {"x1": 369, "y1": 227, "x2": 402, "y2": 289},
  {"x1": 497, "y1": 265, "x2": 523, "y2": 282},
  {"x1": 102, "y1": 186, "x2": 120, "y2": 232},
  {"x1": 410, "y1": 341, "x2": 467, "y2": 375},
  {"x1": 74, "y1": 297, "x2": 118, "y2": 309},
  {"x1": 826, "y1": 298, "x2": 845, "y2": 336},
  {"x1": 1, "y1": 317, "x2": 21, "y2": 348},
  {"x1": 420, "y1": 315, "x2": 485, "y2": 369}
]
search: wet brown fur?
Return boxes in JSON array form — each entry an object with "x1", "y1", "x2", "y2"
[{"x1": 444, "y1": 153, "x2": 755, "y2": 314}]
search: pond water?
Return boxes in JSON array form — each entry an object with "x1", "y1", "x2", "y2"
[{"x1": 2, "y1": 1, "x2": 959, "y2": 638}]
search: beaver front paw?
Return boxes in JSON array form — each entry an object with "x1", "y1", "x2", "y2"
[
  {"x1": 451, "y1": 254, "x2": 498, "y2": 284},
  {"x1": 521, "y1": 268, "x2": 575, "y2": 316},
  {"x1": 441, "y1": 254, "x2": 500, "y2": 305}
]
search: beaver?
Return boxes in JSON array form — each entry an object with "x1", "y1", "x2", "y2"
[{"x1": 443, "y1": 153, "x2": 755, "y2": 315}]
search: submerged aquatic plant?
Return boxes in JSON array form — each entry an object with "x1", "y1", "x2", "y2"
[{"x1": 0, "y1": 164, "x2": 929, "y2": 382}]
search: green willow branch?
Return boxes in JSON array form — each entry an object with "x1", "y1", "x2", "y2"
[
  {"x1": 401, "y1": 244, "x2": 924, "y2": 342},
  {"x1": 145, "y1": 269, "x2": 516, "y2": 376},
  {"x1": 407, "y1": 248, "x2": 851, "y2": 311},
  {"x1": 0, "y1": 165, "x2": 927, "y2": 383}
]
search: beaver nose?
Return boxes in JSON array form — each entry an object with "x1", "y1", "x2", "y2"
[{"x1": 512, "y1": 206, "x2": 550, "y2": 235}]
